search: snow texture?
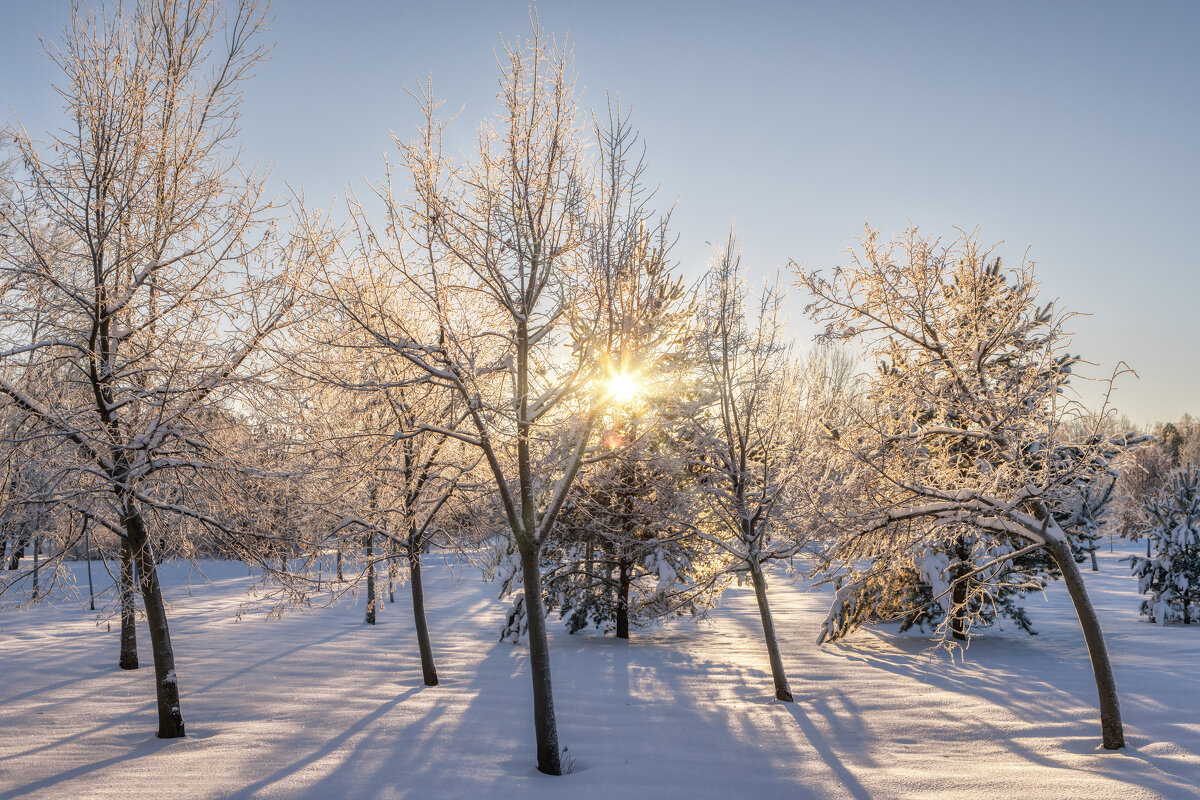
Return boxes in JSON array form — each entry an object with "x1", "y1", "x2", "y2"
[{"x1": 0, "y1": 543, "x2": 1197, "y2": 799}]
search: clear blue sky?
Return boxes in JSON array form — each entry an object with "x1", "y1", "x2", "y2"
[{"x1": 3, "y1": 1, "x2": 1197, "y2": 426}]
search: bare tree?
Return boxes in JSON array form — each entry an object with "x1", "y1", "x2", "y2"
[
  {"x1": 277, "y1": 308, "x2": 477, "y2": 686},
  {"x1": 319, "y1": 15, "x2": 693, "y2": 774},
  {"x1": 689, "y1": 232, "x2": 809, "y2": 702},
  {"x1": 796, "y1": 224, "x2": 1132, "y2": 750},
  {"x1": 0, "y1": 0, "x2": 319, "y2": 738},
  {"x1": 524, "y1": 102, "x2": 701, "y2": 640}
]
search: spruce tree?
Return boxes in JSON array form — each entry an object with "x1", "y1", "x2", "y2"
[{"x1": 1129, "y1": 465, "x2": 1200, "y2": 624}]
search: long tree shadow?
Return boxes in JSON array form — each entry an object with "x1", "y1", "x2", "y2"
[
  {"x1": 0, "y1": 623, "x2": 358, "y2": 767},
  {"x1": 236, "y1": 685, "x2": 426, "y2": 798},
  {"x1": 822, "y1": 629, "x2": 1200, "y2": 797},
  {"x1": 0, "y1": 735, "x2": 178, "y2": 799}
]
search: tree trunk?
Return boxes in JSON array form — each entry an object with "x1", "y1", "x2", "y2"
[
  {"x1": 388, "y1": 540, "x2": 398, "y2": 603},
  {"x1": 409, "y1": 547, "x2": 438, "y2": 686},
  {"x1": 519, "y1": 545, "x2": 562, "y2": 775},
  {"x1": 616, "y1": 556, "x2": 630, "y2": 639},
  {"x1": 950, "y1": 540, "x2": 969, "y2": 641},
  {"x1": 31, "y1": 535, "x2": 39, "y2": 599},
  {"x1": 1089, "y1": 546, "x2": 1099, "y2": 572},
  {"x1": 1045, "y1": 538, "x2": 1123, "y2": 750},
  {"x1": 336, "y1": 539, "x2": 344, "y2": 581},
  {"x1": 364, "y1": 532, "x2": 376, "y2": 625},
  {"x1": 84, "y1": 522, "x2": 95, "y2": 612},
  {"x1": 124, "y1": 508, "x2": 185, "y2": 738},
  {"x1": 748, "y1": 560, "x2": 793, "y2": 702},
  {"x1": 119, "y1": 536, "x2": 139, "y2": 670},
  {"x1": 6, "y1": 534, "x2": 26, "y2": 570}
]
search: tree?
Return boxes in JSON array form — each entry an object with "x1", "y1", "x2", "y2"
[
  {"x1": 796, "y1": 224, "x2": 1131, "y2": 750},
  {"x1": 290, "y1": 316, "x2": 477, "y2": 685},
  {"x1": 540, "y1": 406, "x2": 718, "y2": 638},
  {"x1": 0, "y1": 0, "x2": 316, "y2": 738},
  {"x1": 520, "y1": 103, "x2": 705, "y2": 640},
  {"x1": 688, "y1": 232, "x2": 809, "y2": 702},
  {"x1": 323, "y1": 16, "x2": 686, "y2": 774},
  {"x1": 1129, "y1": 465, "x2": 1200, "y2": 624}
]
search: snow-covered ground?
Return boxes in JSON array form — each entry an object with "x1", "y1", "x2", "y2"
[{"x1": 1, "y1": 543, "x2": 1198, "y2": 800}]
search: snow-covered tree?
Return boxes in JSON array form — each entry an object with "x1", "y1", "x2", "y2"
[
  {"x1": 1129, "y1": 465, "x2": 1200, "y2": 624},
  {"x1": 523, "y1": 103, "x2": 710, "y2": 640},
  {"x1": 0, "y1": 0, "x2": 321, "y2": 739},
  {"x1": 796, "y1": 224, "x2": 1132, "y2": 750},
  {"x1": 539, "y1": 406, "x2": 718, "y2": 637},
  {"x1": 320, "y1": 16, "x2": 691, "y2": 775},
  {"x1": 688, "y1": 233, "x2": 809, "y2": 703}
]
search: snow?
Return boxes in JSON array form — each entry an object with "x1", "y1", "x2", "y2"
[{"x1": 1, "y1": 543, "x2": 1198, "y2": 799}]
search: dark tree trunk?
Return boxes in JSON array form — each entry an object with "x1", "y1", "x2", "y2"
[
  {"x1": 124, "y1": 507, "x2": 185, "y2": 738},
  {"x1": 1045, "y1": 538, "x2": 1123, "y2": 750},
  {"x1": 31, "y1": 535, "x2": 39, "y2": 599},
  {"x1": 616, "y1": 556, "x2": 630, "y2": 639},
  {"x1": 409, "y1": 546, "x2": 438, "y2": 686},
  {"x1": 519, "y1": 545, "x2": 562, "y2": 775},
  {"x1": 749, "y1": 560, "x2": 793, "y2": 702},
  {"x1": 336, "y1": 540, "x2": 344, "y2": 581},
  {"x1": 84, "y1": 520, "x2": 95, "y2": 612},
  {"x1": 364, "y1": 532, "x2": 376, "y2": 625},
  {"x1": 119, "y1": 536, "x2": 138, "y2": 670},
  {"x1": 388, "y1": 540, "x2": 398, "y2": 603},
  {"x1": 6, "y1": 534, "x2": 26, "y2": 570},
  {"x1": 950, "y1": 540, "x2": 970, "y2": 641}
]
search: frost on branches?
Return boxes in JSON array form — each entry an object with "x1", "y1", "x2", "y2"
[
  {"x1": 539, "y1": 423, "x2": 720, "y2": 638},
  {"x1": 1129, "y1": 465, "x2": 1200, "y2": 625},
  {"x1": 796, "y1": 224, "x2": 1132, "y2": 749}
]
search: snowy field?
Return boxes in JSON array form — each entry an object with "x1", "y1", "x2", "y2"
[{"x1": 1, "y1": 544, "x2": 1198, "y2": 800}]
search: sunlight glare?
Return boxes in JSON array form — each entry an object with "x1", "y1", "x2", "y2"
[{"x1": 607, "y1": 371, "x2": 641, "y2": 404}]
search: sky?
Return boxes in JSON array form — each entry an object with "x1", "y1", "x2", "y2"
[{"x1": 2, "y1": 1, "x2": 1198, "y2": 426}]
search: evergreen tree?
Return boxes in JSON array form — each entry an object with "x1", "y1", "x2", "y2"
[
  {"x1": 1129, "y1": 465, "x2": 1200, "y2": 624},
  {"x1": 540, "y1": 406, "x2": 718, "y2": 638}
]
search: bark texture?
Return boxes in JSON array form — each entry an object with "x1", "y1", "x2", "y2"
[
  {"x1": 1046, "y1": 538, "x2": 1124, "y2": 750},
  {"x1": 119, "y1": 536, "x2": 139, "y2": 670},
  {"x1": 520, "y1": 546, "x2": 562, "y2": 775},
  {"x1": 409, "y1": 550, "x2": 438, "y2": 686},
  {"x1": 125, "y1": 509, "x2": 184, "y2": 738},
  {"x1": 364, "y1": 532, "x2": 376, "y2": 625},
  {"x1": 749, "y1": 562, "x2": 793, "y2": 702}
]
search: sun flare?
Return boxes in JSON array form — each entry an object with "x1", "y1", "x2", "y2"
[{"x1": 606, "y1": 371, "x2": 641, "y2": 404}]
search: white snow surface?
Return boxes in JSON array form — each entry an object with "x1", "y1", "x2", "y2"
[{"x1": 1, "y1": 544, "x2": 1198, "y2": 799}]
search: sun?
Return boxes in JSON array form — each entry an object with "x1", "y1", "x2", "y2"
[{"x1": 606, "y1": 371, "x2": 641, "y2": 404}]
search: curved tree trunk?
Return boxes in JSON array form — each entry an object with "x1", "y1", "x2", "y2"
[
  {"x1": 519, "y1": 545, "x2": 562, "y2": 775},
  {"x1": 749, "y1": 560, "x2": 793, "y2": 702},
  {"x1": 1045, "y1": 538, "x2": 1123, "y2": 750},
  {"x1": 409, "y1": 547, "x2": 438, "y2": 686},
  {"x1": 119, "y1": 536, "x2": 139, "y2": 670},
  {"x1": 124, "y1": 507, "x2": 184, "y2": 738}
]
